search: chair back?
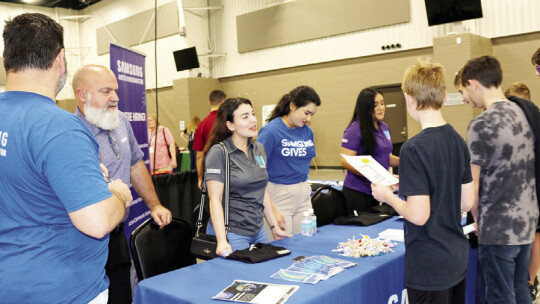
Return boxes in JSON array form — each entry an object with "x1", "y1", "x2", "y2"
[
  {"x1": 311, "y1": 185, "x2": 347, "y2": 227},
  {"x1": 130, "y1": 217, "x2": 196, "y2": 281}
]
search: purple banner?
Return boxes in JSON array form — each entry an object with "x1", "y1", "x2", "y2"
[{"x1": 110, "y1": 43, "x2": 150, "y2": 238}]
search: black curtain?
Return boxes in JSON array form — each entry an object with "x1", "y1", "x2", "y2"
[{"x1": 152, "y1": 170, "x2": 201, "y2": 231}]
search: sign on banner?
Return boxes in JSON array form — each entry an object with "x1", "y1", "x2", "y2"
[{"x1": 110, "y1": 43, "x2": 150, "y2": 238}]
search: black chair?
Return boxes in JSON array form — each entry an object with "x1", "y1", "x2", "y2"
[
  {"x1": 130, "y1": 217, "x2": 196, "y2": 281},
  {"x1": 311, "y1": 185, "x2": 347, "y2": 227}
]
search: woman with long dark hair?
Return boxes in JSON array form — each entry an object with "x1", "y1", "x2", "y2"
[
  {"x1": 340, "y1": 88, "x2": 399, "y2": 215},
  {"x1": 203, "y1": 98, "x2": 290, "y2": 257},
  {"x1": 257, "y1": 86, "x2": 321, "y2": 239}
]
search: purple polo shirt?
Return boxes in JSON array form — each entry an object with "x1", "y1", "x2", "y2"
[
  {"x1": 341, "y1": 120, "x2": 393, "y2": 195},
  {"x1": 75, "y1": 107, "x2": 143, "y2": 184}
]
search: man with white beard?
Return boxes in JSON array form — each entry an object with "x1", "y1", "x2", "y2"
[
  {"x1": 73, "y1": 64, "x2": 172, "y2": 304},
  {"x1": 0, "y1": 14, "x2": 133, "y2": 304}
]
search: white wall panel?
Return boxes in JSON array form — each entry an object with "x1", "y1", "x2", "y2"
[
  {"x1": 80, "y1": 0, "x2": 192, "y2": 90},
  {"x1": 210, "y1": 0, "x2": 540, "y2": 78},
  {"x1": 0, "y1": 3, "x2": 85, "y2": 99}
]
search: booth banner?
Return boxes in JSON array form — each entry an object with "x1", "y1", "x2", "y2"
[{"x1": 110, "y1": 43, "x2": 150, "y2": 237}]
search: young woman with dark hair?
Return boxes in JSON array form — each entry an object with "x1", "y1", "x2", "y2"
[
  {"x1": 340, "y1": 88, "x2": 399, "y2": 215},
  {"x1": 257, "y1": 86, "x2": 321, "y2": 239},
  {"x1": 203, "y1": 98, "x2": 290, "y2": 257}
]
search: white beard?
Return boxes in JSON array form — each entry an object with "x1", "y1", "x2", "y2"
[{"x1": 84, "y1": 93, "x2": 120, "y2": 130}]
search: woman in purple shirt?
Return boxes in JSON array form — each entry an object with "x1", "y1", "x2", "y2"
[{"x1": 340, "y1": 88, "x2": 399, "y2": 215}]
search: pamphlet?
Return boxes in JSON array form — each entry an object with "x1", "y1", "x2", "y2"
[
  {"x1": 378, "y1": 228, "x2": 405, "y2": 242},
  {"x1": 341, "y1": 154, "x2": 399, "y2": 186},
  {"x1": 213, "y1": 280, "x2": 299, "y2": 304}
]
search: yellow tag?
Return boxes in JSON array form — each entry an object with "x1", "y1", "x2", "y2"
[{"x1": 362, "y1": 159, "x2": 370, "y2": 163}]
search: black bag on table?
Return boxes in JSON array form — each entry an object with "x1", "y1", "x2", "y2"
[{"x1": 191, "y1": 142, "x2": 230, "y2": 260}]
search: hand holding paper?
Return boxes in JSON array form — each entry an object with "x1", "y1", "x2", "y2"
[{"x1": 341, "y1": 154, "x2": 399, "y2": 186}]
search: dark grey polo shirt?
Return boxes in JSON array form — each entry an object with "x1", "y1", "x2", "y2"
[{"x1": 205, "y1": 137, "x2": 269, "y2": 236}]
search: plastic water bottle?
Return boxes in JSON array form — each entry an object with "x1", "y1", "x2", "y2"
[
  {"x1": 308, "y1": 208, "x2": 317, "y2": 234},
  {"x1": 301, "y1": 211, "x2": 313, "y2": 236}
]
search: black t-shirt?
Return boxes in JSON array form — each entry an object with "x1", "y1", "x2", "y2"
[{"x1": 399, "y1": 124, "x2": 472, "y2": 290}]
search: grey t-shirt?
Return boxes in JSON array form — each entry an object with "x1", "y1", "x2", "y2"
[
  {"x1": 204, "y1": 137, "x2": 269, "y2": 236},
  {"x1": 467, "y1": 101, "x2": 538, "y2": 245}
]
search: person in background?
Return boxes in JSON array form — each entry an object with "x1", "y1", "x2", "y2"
[
  {"x1": 203, "y1": 98, "x2": 291, "y2": 256},
  {"x1": 180, "y1": 115, "x2": 200, "y2": 171},
  {"x1": 0, "y1": 13, "x2": 132, "y2": 304},
  {"x1": 504, "y1": 81, "x2": 531, "y2": 100},
  {"x1": 457, "y1": 55, "x2": 538, "y2": 304},
  {"x1": 372, "y1": 59, "x2": 474, "y2": 304},
  {"x1": 533, "y1": 47, "x2": 540, "y2": 77},
  {"x1": 257, "y1": 86, "x2": 321, "y2": 239},
  {"x1": 340, "y1": 88, "x2": 399, "y2": 215},
  {"x1": 194, "y1": 90, "x2": 226, "y2": 188},
  {"x1": 147, "y1": 113, "x2": 177, "y2": 175},
  {"x1": 73, "y1": 64, "x2": 172, "y2": 304}
]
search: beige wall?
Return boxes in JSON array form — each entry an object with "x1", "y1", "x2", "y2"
[
  {"x1": 146, "y1": 78, "x2": 222, "y2": 148},
  {"x1": 220, "y1": 48, "x2": 434, "y2": 167},
  {"x1": 216, "y1": 32, "x2": 540, "y2": 167}
]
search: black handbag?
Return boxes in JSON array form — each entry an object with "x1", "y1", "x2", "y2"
[{"x1": 190, "y1": 142, "x2": 230, "y2": 260}]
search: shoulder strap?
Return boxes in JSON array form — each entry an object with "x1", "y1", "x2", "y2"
[
  {"x1": 162, "y1": 127, "x2": 169, "y2": 146},
  {"x1": 195, "y1": 142, "x2": 230, "y2": 236}
]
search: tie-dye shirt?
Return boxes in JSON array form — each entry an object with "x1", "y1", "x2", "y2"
[{"x1": 467, "y1": 101, "x2": 538, "y2": 245}]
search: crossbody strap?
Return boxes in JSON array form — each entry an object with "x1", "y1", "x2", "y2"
[{"x1": 195, "y1": 142, "x2": 230, "y2": 236}]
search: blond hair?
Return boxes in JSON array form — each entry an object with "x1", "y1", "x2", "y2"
[
  {"x1": 186, "y1": 115, "x2": 200, "y2": 133},
  {"x1": 402, "y1": 59, "x2": 446, "y2": 110},
  {"x1": 504, "y1": 82, "x2": 531, "y2": 100}
]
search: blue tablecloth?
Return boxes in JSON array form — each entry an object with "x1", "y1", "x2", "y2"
[
  {"x1": 134, "y1": 217, "x2": 408, "y2": 304},
  {"x1": 134, "y1": 216, "x2": 481, "y2": 304}
]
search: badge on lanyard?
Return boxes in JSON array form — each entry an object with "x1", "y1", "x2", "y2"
[
  {"x1": 255, "y1": 155, "x2": 266, "y2": 168},
  {"x1": 383, "y1": 130, "x2": 391, "y2": 140}
]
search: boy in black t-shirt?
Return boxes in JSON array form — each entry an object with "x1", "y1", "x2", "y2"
[{"x1": 371, "y1": 60, "x2": 475, "y2": 304}]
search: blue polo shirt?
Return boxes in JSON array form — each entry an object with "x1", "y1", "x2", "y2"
[
  {"x1": 257, "y1": 118, "x2": 316, "y2": 185},
  {"x1": 0, "y1": 91, "x2": 112, "y2": 303}
]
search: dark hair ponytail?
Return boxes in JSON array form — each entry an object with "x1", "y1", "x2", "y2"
[
  {"x1": 350, "y1": 88, "x2": 382, "y2": 156},
  {"x1": 267, "y1": 86, "x2": 321, "y2": 122}
]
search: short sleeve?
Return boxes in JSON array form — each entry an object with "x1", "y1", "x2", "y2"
[
  {"x1": 467, "y1": 119, "x2": 493, "y2": 167},
  {"x1": 40, "y1": 120, "x2": 112, "y2": 213},
  {"x1": 398, "y1": 145, "x2": 430, "y2": 197},
  {"x1": 192, "y1": 123, "x2": 205, "y2": 151},
  {"x1": 204, "y1": 144, "x2": 226, "y2": 183},
  {"x1": 126, "y1": 120, "x2": 144, "y2": 166},
  {"x1": 462, "y1": 147, "x2": 473, "y2": 184},
  {"x1": 341, "y1": 123, "x2": 362, "y2": 152},
  {"x1": 308, "y1": 127, "x2": 316, "y2": 158},
  {"x1": 256, "y1": 126, "x2": 275, "y2": 162}
]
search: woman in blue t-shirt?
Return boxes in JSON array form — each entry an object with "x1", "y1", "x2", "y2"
[
  {"x1": 340, "y1": 88, "x2": 399, "y2": 215},
  {"x1": 257, "y1": 86, "x2": 321, "y2": 239}
]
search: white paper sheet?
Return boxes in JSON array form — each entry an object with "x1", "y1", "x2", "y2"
[
  {"x1": 378, "y1": 228, "x2": 404, "y2": 242},
  {"x1": 341, "y1": 154, "x2": 399, "y2": 186}
]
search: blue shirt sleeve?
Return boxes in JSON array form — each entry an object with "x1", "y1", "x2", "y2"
[
  {"x1": 39, "y1": 118, "x2": 112, "y2": 213},
  {"x1": 125, "y1": 118, "x2": 144, "y2": 166},
  {"x1": 257, "y1": 124, "x2": 276, "y2": 163}
]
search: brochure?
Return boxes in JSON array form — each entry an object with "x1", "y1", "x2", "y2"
[
  {"x1": 341, "y1": 154, "x2": 399, "y2": 186},
  {"x1": 213, "y1": 280, "x2": 299, "y2": 304}
]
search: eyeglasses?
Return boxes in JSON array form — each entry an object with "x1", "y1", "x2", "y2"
[
  {"x1": 536, "y1": 65, "x2": 540, "y2": 73},
  {"x1": 108, "y1": 131, "x2": 121, "y2": 160}
]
